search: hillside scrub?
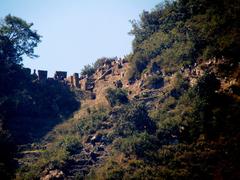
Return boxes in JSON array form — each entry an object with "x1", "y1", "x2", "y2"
[
  {"x1": 105, "y1": 88, "x2": 129, "y2": 107},
  {"x1": 1, "y1": 0, "x2": 240, "y2": 179},
  {"x1": 144, "y1": 75, "x2": 164, "y2": 89},
  {"x1": 88, "y1": 0, "x2": 240, "y2": 179},
  {"x1": 127, "y1": 0, "x2": 240, "y2": 80}
]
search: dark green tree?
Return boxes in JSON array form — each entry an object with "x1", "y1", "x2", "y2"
[
  {"x1": 0, "y1": 15, "x2": 41, "y2": 179},
  {"x1": 80, "y1": 64, "x2": 95, "y2": 77},
  {"x1": 0, "y1": 14, "x2": 41, "y2": 64}
]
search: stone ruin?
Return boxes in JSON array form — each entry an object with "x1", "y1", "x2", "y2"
[
  {"x1": 30, "y1": 69, "x2": 69, "y2": 83},
  {"x1": 66, "y1": 72, "x2": 94, "y2": 91},
  {"x1": 67, "y1": 73, "x2": 81, "y2": 88},
  {"x1": 66, "y1": 57, "x2": 128, "y2": 91},
  {"x1": 73, "y1": 73, "x2": 80, "y2": 88},
  {"x1": 95, "y1": 58, "x2": 127, "y2": 81},
  {"x1": 28, "y1": 57, "x2": 128, "y2": 92},
  {"x1": 67, "y1": 76, "x2": 74, "y2": 87},
  {"x1": 54, "y1": 71, "x2": 67, "y2": 81},
  {"x1": 80, "y1": 78, "x2": 95, "y2": 91},
  {"x1": 32, "y1": 69, "x2": 38, "y2": 80},
  {"x1": 38, "y1": 70, "x2": 48, "y2": 81}
]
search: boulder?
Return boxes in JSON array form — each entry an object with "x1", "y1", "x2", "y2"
[{"x1": 40, "y1": 169, "x2": 64, "y2": 180}]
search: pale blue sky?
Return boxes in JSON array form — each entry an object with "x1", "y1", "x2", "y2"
[{"x1": 1, "y1": 0, "x2": 161, "y2": 76}]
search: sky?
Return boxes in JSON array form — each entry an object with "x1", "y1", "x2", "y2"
[{"x1": 1, "y1": 0, "x2": 161, "y2": 76}]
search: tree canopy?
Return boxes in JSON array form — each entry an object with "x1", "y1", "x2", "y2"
[{"x1": 0, "y1": 14, "x2": 41, "y2": 64}]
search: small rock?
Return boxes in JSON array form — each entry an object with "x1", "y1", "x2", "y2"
[
  {"x1": 40, "y1": 169, "x2": 64, "y2": 180},
  {"x1": 90, "y1": 133, "x2": 102, "y2": 144}
]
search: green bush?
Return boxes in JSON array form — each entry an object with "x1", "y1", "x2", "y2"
[
  {"x1": 93, "y1": 57, "x2": 116, "y2": 70},
  {"x1": 75, "y1": 107, "x2": 108, "y2": 134},
  {"x1": 105, "y1": 88, "x2": 128, "y2": 107},
  {"x1": 170, "y1": 73, "x2": 189, "y2": 99},
  {"x1": 80, "y1": 64, "x2": 95, "y2": 77},
  {"x1": 145, "y1": 75, "x2": 164, "y2": 89},
  {"x1": 113, "y1": 104, "x2": 156, "y2": 137},
  {"x1": 57, "y1": 136, "x2": 82, "y2": 155},
  {"x1": 114, "y1": 132, "x2": 159, "y2": 158}
]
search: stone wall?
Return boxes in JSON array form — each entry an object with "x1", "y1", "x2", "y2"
[
  {"x1": 73, "y1": 73, "x2": 80, "y2": 88},
  {"x1": 54, "y1": 71, "x2": 67, "y2": 81},
  {"x1": 38, "y1": 70, "x2": 48, "y2": 81}
]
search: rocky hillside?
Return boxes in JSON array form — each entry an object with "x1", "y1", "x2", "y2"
[
  {"x1": 1, "y1": 0, "x2": 240, "y2": 179},
  {"x1": 15, "y1": 53, "x2": 240, "y2": 179}
]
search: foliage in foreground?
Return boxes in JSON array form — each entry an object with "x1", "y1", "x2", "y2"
[{"x1": 0, "y1": 15, "x2": 79, "y2": 179}]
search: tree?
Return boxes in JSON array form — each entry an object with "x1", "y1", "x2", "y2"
[
  {"x1": 0, "y1": 14, "x2": 41, "y2": 64},
  {"x1": 93, "y1": 57, "x2": 116, "y2": 70},
  {"x1": 80, "y1": 64, "x2": 95, "y2": 77},
  {"x1": 0, "y1": 15, "x2": 41, "y2": 179},
  {"x1": 0, "y1": 15, "x2": 41, "y2": 103}
]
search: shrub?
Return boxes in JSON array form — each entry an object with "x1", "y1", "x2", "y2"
[
  {"x1": 75, "y1": 107, "x2": 108, "y2": 134},
  {"x1": 114, "y1": 132, "x2": 159, "y2": 158},
  {"x1": 80, "y1": 64, "x2": 95, "y2": 77},
  {"x1": 113, "y1": 103, "x2": 156, "y2": 137},
  {"x1": 57, "y1": 136, "x2": 83, "y2": 155},
  {"x1": 105, "y1": 88, "x2": 128, "y2": 107},
  {"x1": 145, "y1": 75, "x2": 164, "y2": 89},
  {"x1": 93, "y1": 57, "x2": 116, "y2": 70},
  {"x1": 170, "y1": 73, "x2": 189, "y2": 99},
  {"x1": 194, "y1": 73, "x2": 220, "y2": 99}
]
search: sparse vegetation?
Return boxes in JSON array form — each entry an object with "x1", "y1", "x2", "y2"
[
  {"x1": 144, "y1": 75, "x2": 164, "y2": 89},
  {"x1": 105, "y1": 88, "x2": 128, "y2": 107},
  {"x1": 128, "y1": 0, "x2": 240, "y2": 80},
  {"x1": 1, "y1": 0, "x2": 240, "y2": 179},
  {"x1": 80, "y1": 57, "x2": 117, "y2": 77}
]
